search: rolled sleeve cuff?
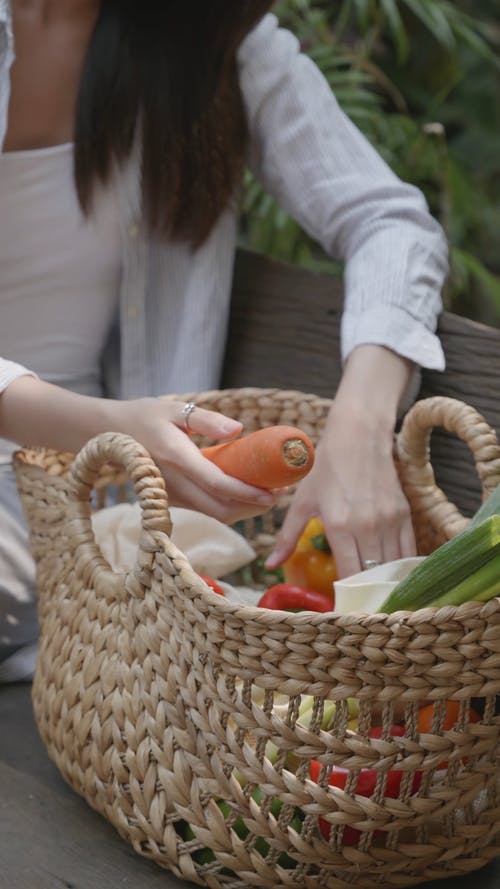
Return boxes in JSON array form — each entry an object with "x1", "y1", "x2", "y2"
[
  {"x1": 0, "y1": 360, "x2": 37, "y2": 394},
  {"x1": 341, "y1": 306, "x2": 445, "y2": 372}
]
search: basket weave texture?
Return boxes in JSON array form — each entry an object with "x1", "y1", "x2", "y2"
[{"x1": 13, "y1": 388, "x2": 500, "y2": 889}]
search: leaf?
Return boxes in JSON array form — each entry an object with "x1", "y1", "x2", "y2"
[
  {"x1": 451, "y1": 248, "x2": 500, "y2": 313},
  {"x1": 379, "y1": 0, "x2": 410, "y2": 63},
  {"x1": 243, "y1": 0, "x2": 500, "y2": 325},
  {"x1": 401, "y1": 0, "x2": 456, "y2": 49}
]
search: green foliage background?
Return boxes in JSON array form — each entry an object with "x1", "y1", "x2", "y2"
[{"x1": 241, "y1": 0, "x2": 500, "y2": 322}]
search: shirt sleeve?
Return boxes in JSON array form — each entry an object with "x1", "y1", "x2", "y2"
[
  {"x1": 237, "y1": 14, "x2": 448, "y2": 372},
  {"x1": 0, "y1": 358, "x2": 37, "y2": 394}
]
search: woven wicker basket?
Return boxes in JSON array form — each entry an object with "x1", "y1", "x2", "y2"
[{"x1": 13, "y1": 388, "x2": 500, "y2": 889}]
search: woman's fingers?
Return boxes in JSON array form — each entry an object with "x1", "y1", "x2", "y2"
[
  {"x1": 168, "y1": 442, "x2": 276, "y2": 507},
  {"x1": 159, "y1": 463, "x2": 276, "y2": 524},
  {"x1": 166, "y1": 398, "x2": 243, "y2": 440},
  {"x1": 267, "y1": 466, "x2": 416, "y2": 580},
  {"x1": 327, "y1": 496, "x2": 415, "y2": 577},
  {"x1": 154, "y1": 425, "x2": 276, "y2": 512},
  {"x1": 399, "y1": 511, "x2": 417, "y2": 558},
  {"x1": 153, "y1": 400, "x2": 275, "y2": 508},
  {"x1": 113, "y1": 397, "x2": 278, "y2": 521},
  {"x1": 376, "y1": 486, "x2": 416, "y2": 565},
  {"x1": 330, "y1": 529, "x2": 365, "y2": 579},
  {"x1": 265, "y1": 501, "x2": 313, "y2": 569}
]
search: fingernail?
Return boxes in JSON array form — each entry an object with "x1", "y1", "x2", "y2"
[
  {"x1": 265, "y1": 550, "x2": 281, "y2": 569},
  {"x1": 220, "y1": 419, "x2": 241, "y2": 436}
]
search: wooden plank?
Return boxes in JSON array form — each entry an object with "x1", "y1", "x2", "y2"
[
  {"x1": 423, "y1": 312, "x2": 500, "y2": 418},
  {"x1": 421, "y1": 312, "x2": 500, "y2": 518},
  {"x1": 222, "y1": 249, "x2": 343, "y2": 397}
]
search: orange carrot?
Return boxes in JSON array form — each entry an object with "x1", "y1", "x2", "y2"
[{"x1": 201, "y1": 425, "x2": 315, "y2": 489}]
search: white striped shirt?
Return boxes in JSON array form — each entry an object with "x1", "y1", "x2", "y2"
[{"x1": 0, "y1": 3, "x2": 448, "y2": 404}]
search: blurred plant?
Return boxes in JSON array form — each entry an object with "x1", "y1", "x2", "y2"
[{"x1": 241, "y1": 0, "x2": 500, "y2": 321}]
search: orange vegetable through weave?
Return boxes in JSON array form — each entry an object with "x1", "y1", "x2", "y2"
[
  {"x1": 283, "y1": 517, "x2": 337, "y2": 599},
  {"x1": 201, "y1": 425, "x2": 314, "y2": 489},
  {"x1": 417, "y1": 700, "x2": 480, "y2": 734}
]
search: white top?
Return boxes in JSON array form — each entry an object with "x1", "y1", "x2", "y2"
[
  {"x1": 0, "y1": 6, "x2": 448, "y2": 408},
  {"x1": 0, "y1": 142, "x2": 120, "y2": 457}
]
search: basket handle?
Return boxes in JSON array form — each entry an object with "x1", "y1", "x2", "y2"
[
  {"x1": 395, "y1": 396, "x2": 500, "y2": 541},
  {"x1": 66, "y1": 432, "x2": 172, "y2": 584}
]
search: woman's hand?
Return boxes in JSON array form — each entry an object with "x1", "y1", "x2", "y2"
[
  {"x1": 266, "y1": 400, "x2": 416, "y2": 578},
  {"x1": 111, "y1": 395, "x2": 278, "y2": 524},
  {"x1": 0, "y1": 377, "x2": 277, "y2": 524},
  {"x1": 265, "y1": 345, "x2": 417, "y2": 579}
]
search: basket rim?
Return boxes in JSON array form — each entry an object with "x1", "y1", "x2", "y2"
[
  {"x1": 14, "y1": 444, "x2": 500, "y2": 628},
  {"x1": 163, "y1": 532, "x2": 500, "y2": 630}
]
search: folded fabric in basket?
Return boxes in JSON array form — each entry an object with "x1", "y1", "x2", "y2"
[
  {"x1": 334, "y1": 557, "x2": 427, "y2": 615},
  {"x1": 92, "y1": 502, "x2": 256, "y2": 579}
]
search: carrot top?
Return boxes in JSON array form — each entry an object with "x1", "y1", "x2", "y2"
[{"x1": 201, "y1": 424, "x2": 315, "y2": 489}]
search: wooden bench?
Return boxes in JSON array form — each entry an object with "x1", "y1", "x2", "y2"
[{"x1": 2, "y1": 247, "x2": 500, "y2": 889}]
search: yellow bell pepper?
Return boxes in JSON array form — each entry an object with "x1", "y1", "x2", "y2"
[{"x1": 283, "y1": 517, "x2": 337, "y2": 599}]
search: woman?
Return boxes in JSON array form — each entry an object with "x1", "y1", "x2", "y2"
[{"x1": 0, "y1": 0, "x2": 448, "y2": 680}]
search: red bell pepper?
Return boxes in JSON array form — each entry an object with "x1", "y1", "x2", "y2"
[
  {"x1": 199, "y1": 574, "x2": 225, "y2": 596},
  {"x1": 310, "y1": 725, "x2": 422, "y2": 845},
  {"x1": 257, "y1": 583, "x2": 334, "y2": 613},
  {"x1": 369, "y1": 725, "x2": 405, "y2": 739}
]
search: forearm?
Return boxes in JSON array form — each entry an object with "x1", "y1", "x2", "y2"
[
  {"x1": 328, "y1": 344, "x2": 414, "y2": 435},
  {"x1": 0, "y1": 375, "x2": 121, "y2": 453}
]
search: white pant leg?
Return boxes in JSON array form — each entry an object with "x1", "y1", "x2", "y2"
[{"x1": 0, "y1": 463, "x2": 38, "y2": 682}]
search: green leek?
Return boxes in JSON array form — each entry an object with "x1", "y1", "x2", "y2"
[{"x1": 379, "y1": 515, "x2": 500, "y2": 613}]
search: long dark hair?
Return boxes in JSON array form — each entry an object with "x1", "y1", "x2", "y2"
[{"x1": 74, "y1": 1, "x2": 274, "y2": 248}]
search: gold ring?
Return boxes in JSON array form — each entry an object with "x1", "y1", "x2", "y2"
[{"x1": 181, "y1": 401, "x2": 197, "y2": 432}]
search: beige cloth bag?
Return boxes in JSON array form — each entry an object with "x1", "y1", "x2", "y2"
[{"x1": 92, "y1": 502, "x2": 256, "y2": 577}]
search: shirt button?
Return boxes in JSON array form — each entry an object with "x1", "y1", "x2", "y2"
[
  {"x1": 127, "y1": 304, "x2": 139, "y2": 320},
  {"x1": 128, "y1": 222, "x2": 140, "y2": 239}
]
